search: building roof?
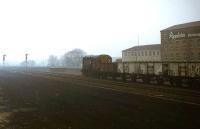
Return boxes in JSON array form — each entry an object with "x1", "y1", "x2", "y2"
[
  {"x1": 161, "y1": 21, "x2": 200, "y2": 31},
  {"x1": 122, "y1": 44, "x2": 160, "y2": 52},
  {"x1": 115, "y1": 58, "x2": 122, "y2": 62}
]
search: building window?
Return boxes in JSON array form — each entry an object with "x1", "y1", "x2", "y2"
[
  {"x1": 145, "y1": 51, "x2": 147, "y2": 56},
  {"x1": 191, "y1": 52, "x2": 194, "y2": 56},
  {"x1": 125, "y1": 52, "x2": 127, "y2": 56},
  {"x1": 153, "y1": 51, "x2": 155, "y2": 56},
  {"x1": 141, "y1": 51, "x2": 144, "y2": 56},
  {"x1": 138, "y1": 52, "x2": 140, "y2": 56},
  {"x1": 128, "y1": 52, "x2": 131, "y2": 56},
  {"x1": 129, "y1": 52, "x2": 132, "y2": 56},
  {"x1": 157, "y1": 51, "x2": 159, "y2": 55},
  {"x1": 149, "y1": 51, "x2": 152, "y2": 56}
]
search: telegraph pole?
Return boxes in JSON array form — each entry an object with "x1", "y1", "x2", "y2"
[
  {"x1": 137, "y1": 34, "x2": 140, "y2": 73},
  {"x1": 136, "y1": 34, "x2": 140, "y2": 61},
  {"x1": 25, "y1": 53, "x2": 28, "y2": 71},
  {"x1": 3, "y1": 54, "x2": 6, "y2": 67}
]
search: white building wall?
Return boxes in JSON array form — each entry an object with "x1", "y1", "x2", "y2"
[{"x1": 122, "y1": 50, "x2": 161, "y2": 62}]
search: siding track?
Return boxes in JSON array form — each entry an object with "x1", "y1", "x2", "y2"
[{"x1": 13, "y1": 70, "x2": 200, "y2": 106}]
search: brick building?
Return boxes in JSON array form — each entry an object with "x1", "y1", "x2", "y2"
[{"x1": 161, "y1": 21, "x2": 200, "y2": 61}]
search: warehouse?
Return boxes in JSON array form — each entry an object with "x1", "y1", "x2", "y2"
[
  {"x1": 161, "y1": 21, "x2": 200, "y2": 61},
  {"x1": 122, "y1": 44, "x2": 161, "y2": 62}
]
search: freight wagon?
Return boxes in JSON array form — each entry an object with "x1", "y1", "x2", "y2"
[{"x1": 82, "y1": 55, "x2": 200, "y2": 88}]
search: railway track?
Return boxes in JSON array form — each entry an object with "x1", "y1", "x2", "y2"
[
  {"x1": 26, "y1": 70, "x2": 200, "y2": 95},
  {"x1": 10, "y1": 70, "x2": 200, "y2": 106}
]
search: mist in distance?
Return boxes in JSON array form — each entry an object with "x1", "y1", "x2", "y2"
[{"x1": 0, "y1": 0, "x2": 200, "y2": 66}]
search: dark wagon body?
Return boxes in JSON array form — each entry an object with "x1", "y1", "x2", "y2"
[{"x1": 82, "y1": 55, "x2": 200, "y2": 89}]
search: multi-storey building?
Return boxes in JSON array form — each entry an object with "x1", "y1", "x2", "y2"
[
  {"x1": 161, "y1": 21, "x2": 200, "y2": 61},
  {"x1": 122, "y1": 44, "x2": 161, "y2": 62}
]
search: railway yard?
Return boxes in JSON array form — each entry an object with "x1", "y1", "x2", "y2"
[
  {"x1": 0, "y1": 68, "x2": 200, "y2": 129},
  {"x1": 0, "y1": 1, "x2": 200, "y2": 128}
]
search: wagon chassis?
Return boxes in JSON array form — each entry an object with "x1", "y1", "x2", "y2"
[{"x1": 83, "y1": 61, "x2": 200, "y2": 89}]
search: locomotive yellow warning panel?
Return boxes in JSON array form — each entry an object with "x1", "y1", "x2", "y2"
[{"x1": 97, "y1": 54, "x2": 112, "y2": 63}]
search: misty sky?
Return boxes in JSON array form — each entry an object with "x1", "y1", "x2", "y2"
[{"x1": 0, "y1": 0, "x2": 200, "y2": 64}]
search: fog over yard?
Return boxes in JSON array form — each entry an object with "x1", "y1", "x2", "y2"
[{"x1": 0, "y1": 0, "x2": 200, "y2": 65}]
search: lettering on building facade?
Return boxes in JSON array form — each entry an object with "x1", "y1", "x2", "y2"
[
  {"x1": 169, "y1": 32, "x2": 200, "y2": 40},
  {"x1": 169, "y1": 32, "x2": 186, "y2": 40}
]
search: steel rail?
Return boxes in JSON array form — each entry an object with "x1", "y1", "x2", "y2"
[
  {"x1": 25, "y1": 70, "x2": 200, "y2": 97},
  {"x1": 16, "y1": 70, "x2": 200, "y2": 106}
]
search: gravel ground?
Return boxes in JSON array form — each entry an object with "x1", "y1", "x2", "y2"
[{"x1": 0, "y1": 70, "x2": 200, "y2": 129}]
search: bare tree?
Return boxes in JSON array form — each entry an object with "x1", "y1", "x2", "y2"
[
  {"x1": 48, "y1": 55, "x2": 59, "y2": 67},
  {"x1": 61, "y1": 48, "x2": 86, "y2": 68}
]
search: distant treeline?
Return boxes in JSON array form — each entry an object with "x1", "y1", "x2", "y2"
[{"x1": 47, "y1": 48, "x2": 86, "y2": 68}]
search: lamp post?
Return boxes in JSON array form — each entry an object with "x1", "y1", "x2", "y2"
[
  {"x1": 3, "y1": 54, "x2": 6, "y2": 67},
  {"x1": 136, "y1": 34, "x2": 139, "y2": 62},
  {"x1": 25, "y1": 53, "x2": 28, "y2": 71},
  {"x1": 137, "y1": 34, "x2": 140, "y2": 74}
]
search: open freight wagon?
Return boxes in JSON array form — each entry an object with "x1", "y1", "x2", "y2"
[
  {"x1": 116, "y1": 61, "x2": 200, "y2": 88},
  {"x1": 82, "y1": 55, "x2": 200, "y2": 88}
]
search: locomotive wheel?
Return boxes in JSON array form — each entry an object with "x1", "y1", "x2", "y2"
[
  {"x1": 143, "y1": 77, "x2": 150, "y2": 84},
  {"x1": 157, "y1": 79, "x2": 163, "y2": 85},
  {"x1": 131, "y1": 75, "x2": 136, "y2": 82},
  {"x1": 188, "y1": 79, "x2": 200, "y2": 89},
  {"x1": 169, "y1": 77, "x2": 176, "y2": 86},
  {"x1": 122, "y1": 74, "x2": 126, "y2": 82},
  {"x1": 122, "y1": 77, "x2": 126, "y2": 82},
  {"x1": 112, "y1": 74, "x2": 116, "y2": 80},
  {"x1": 175, "y1": 78, "x2": 182, "y2": 87}
]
